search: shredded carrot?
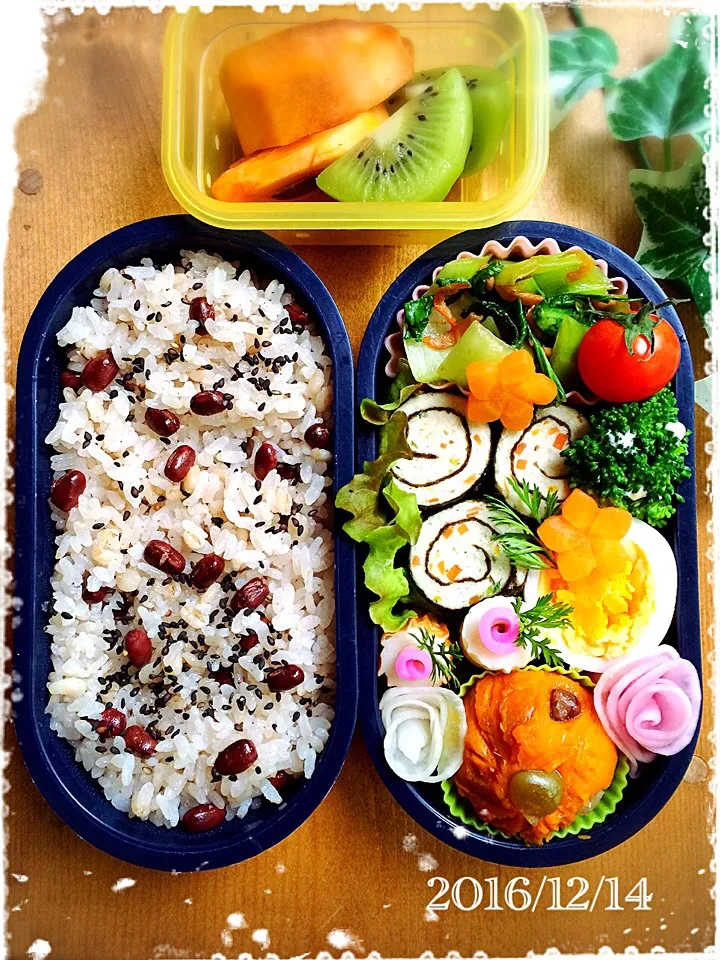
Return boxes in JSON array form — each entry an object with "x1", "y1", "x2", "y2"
[
  {"x1": 553, "y1": 433, "x2": 569, "y2": 450},
  {"x1": 516, "y1": 459, "x2": 528, "y2": 470},
  {"x1": 432, "y1": 282, "x2": 471, "y2": 323},
  {"x1": 447, "y1": 564, "x2": 462, "y2": 582}
]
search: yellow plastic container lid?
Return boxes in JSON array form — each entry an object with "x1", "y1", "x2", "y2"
[{"x1": 162, "y1": 5, "x2": 549, "y2": 245}]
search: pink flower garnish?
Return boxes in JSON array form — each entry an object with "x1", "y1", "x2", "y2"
[
  {"x1": 395, "y1": 646, "x2": 433, "y2": 682},
  {"x1": 477, "y1": 606, "x2": 520, "y2": 655},
  {"x1": 594, "y1": 645, "x2": 701, "y2": 777}
]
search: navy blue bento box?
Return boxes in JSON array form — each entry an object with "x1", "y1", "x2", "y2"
[
  {"x1": 14, "y1": 215, "x2": 357, "y2": 872},
  {"x1": 356, "y1": 221, "x2": 701, "y2": 868}
]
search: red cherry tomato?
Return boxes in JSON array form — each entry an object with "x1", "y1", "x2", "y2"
[{"x1": 578, "y1": 314, "x2": 681, "y2": 403}]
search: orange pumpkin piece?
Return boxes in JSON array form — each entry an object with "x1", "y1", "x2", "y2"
[
  {"x1": 211, "y1": 106, "x2": 388, "y2": 202},
  {"x1": 219, "y1": 20, "x2": 414, "y2": 155},
  {"x1": 454, "y1": 671, "x2": 618, "y2": 844}
]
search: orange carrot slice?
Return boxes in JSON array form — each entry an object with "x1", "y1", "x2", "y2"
[
  {"x1": 538, "y1": 515, "x2": 586, "y2": 553},
  {"x1": 561, "y1": 489, "x2": 599, "y2": 531},
  {"x1": 588, "y1": 506, "x2": 632, "y2": 542},
  {"x1": 556, "y1": 542, "x2": 596, "y2": 582}
]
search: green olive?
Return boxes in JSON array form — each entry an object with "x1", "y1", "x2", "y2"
[{"x1": 508, "y1": 770, "x2": 563, "y2": 818}]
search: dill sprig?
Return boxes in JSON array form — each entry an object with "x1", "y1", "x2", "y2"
[
  {"x1": 507, "y1": 477, "x2": 561, "y2": 523},
  {"x1": 513, "y1": 594, "x2": 572, "y2": 668},
  {"x1": 414, "y1": 627, "x2": 465, "y2": 690},
  {"x1": 486, "y1": 496, "x2": 555, "y2": 569}
]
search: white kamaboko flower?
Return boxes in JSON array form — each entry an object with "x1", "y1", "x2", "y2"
[{"x1": 379, "y1": 686, "x2": 467, "y2": 783}]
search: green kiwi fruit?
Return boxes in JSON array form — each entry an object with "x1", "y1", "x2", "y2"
[
  {"x1": 316, "y1": 68, "x2": 472, "y2": 202},
  {"x1": 389, "y1": 65, "x2": 511, "y2": 176}
]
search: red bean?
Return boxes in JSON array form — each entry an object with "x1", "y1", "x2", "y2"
[
  {"x1": 190, "y1": 553, "x2": 225, "y2": 591},
  {"x1": 145, "y1": 407, "x2": 180, "y2": 437},
  {"x1": 182, "y1": 804, "x2": 225, "y2": 832},
  {"x1": 190, "y1": 390, "x2": 225, "y2": 416},
  {"x1": 214, "y1": 739, "x2": 258, "y2": 776},
  {"x1": 95, "y1": 708, "x2": 127, "y2": 737},
  {"x1": 50, "y1": 470, "x2": 86, "y2": 511},
  {"x1": 304, "y1": 422, "x2": 331, "y2": 449},
  {"x1": 189, "y1": 297, "x2": 215, "y2": 335},
  {"x1": 268, "y1": 770, "x2": 291, "y2": 791},
  {"x1": 125, "y1": 628, "x2": 153, "y2": 667},
  {"x1": 211, "y1": 665, "x2": 234, "y2": 688},
  {"x1": 254, "y1": 442, "x2": 278, "y2": 481},
  {"x1": 164, "y1": 445, "x2": 196, "y2": 483},
  {"x1": 276, "y1": 462, "x2": 301, "y2": 483},
  {"x1": 60, "y1": 369, "x2": 82, "y2": 391},
  {"x1": 238, "y1": 631, "x2": 259, "y2": 654},
  {"x1": 286, "y1": 301, "x2": 310, "y2": 325},
  {"x1": 80, "y1": 351, "x2": 119, "y2": 392},
  {"x1": 123, "y1": 725, "x2": 157, "y2": 757},
  {"x1": 230, "y1": 578, "x2": 269, "y2": 613},
  {"x1": 267, "y1": 664, "x2": 304, "y2": 692},
  {"x1": 82, "y1": 584, "x2": 111, "y2": 605},
  {"x1": 144, "y1": 539, "x2": 186, "y2": 575}
]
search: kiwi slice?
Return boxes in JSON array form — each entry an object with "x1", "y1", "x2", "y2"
[
  {"x1": 391, "y1": 65, "x2": 511, "y2": 177},
  {"x1": 316, "y1": 68, "x2": 472, "y2": 202}
]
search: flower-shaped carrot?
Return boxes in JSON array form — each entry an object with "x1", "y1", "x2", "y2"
[
  {"x1": 466, "y1": 350, "x2": 557, "y2": 431},
  {"x1": 537, "y1": 489, "x2": 632, "y2": 582}
]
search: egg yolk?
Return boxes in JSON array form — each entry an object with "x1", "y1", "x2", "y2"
[{"x1": 542, "y1": 541, "x2": 654, "y2": 660}]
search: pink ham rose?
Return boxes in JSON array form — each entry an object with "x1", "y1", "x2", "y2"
[{"x1": 594, "y1": 645, "x2": 701, "y2": 777}]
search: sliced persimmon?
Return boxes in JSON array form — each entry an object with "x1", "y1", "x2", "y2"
[
  {"x1": 211, "y1": 105, "x2": 388, "y2": 202},
  {"x1": 561, "y1": 489, "x2": 599, "y2": 531}
]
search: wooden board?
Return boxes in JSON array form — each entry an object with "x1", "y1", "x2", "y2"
[{"x1": 6, "y1": 7, "x2": 713, "y2": 960}]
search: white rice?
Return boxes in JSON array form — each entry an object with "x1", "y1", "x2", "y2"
[{"x1": 44, "y1": 249, "x2": 335, "y2": 828}]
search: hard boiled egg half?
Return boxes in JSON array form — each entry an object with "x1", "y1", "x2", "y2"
[{"x1": 524, "y1": 518, "x2": 677, "y2": 673}]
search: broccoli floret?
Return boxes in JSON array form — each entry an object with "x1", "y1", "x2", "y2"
[{"x1": 562, "y1": 388, "x2": 691, "y2": 527}]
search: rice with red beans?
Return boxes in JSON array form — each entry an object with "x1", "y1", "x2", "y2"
[{"x1": 44, "y1": 249, "x2": 335, "y2": 828}]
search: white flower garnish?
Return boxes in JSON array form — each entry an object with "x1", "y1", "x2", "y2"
[{"x1": 380, "y1": 686, "x2": 467, "y2": 783}]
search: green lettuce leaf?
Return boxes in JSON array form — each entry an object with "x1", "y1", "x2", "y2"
[
  {"x1": 336, "y1": 412, "x2": 421, "y2": 632},
  {"x1": 629, "y1": 156, "x2": 710, "y2": 326},
  {"x1": 335, "y1": 411, "x2": 412, "y2": 542},
  {"x1": 605, "y1": 15, "x2": 710, "y2": 141},
  {"x1": 549, "y1": 26, "x2": 619, "y2": 129},
  {"x1": 360, "y1": 360, "x2": 420, "y2": 425},
  {"x1": 363, "y1": 480, "x2": 422, "y2": 632}
]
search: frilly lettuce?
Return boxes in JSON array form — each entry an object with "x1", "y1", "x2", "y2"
[{"x1": 336, "y1": 407, "x2": 421, "y2": 632}]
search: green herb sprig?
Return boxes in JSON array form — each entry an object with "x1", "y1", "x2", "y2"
[
  {"x1": 513, "y1": 595, "x2": 572, "y2": 668},
  {"x1": 506, "y1": 477, "x2": 561, "y2": 523},
  {"x1": 486, "y1": 496, "x2": 555, "y2": 570},
  {"x1": 414, "y1": 627, "x2": 465, "y2": 690}
]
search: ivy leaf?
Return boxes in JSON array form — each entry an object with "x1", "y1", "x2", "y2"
[
  {"x1": 688, "y1": 260, "x2": 711, "y2": 323},
  {"x1": 605, "y1": 15, "x2": 710, "y2": 141},
  {"x1": 629, "y1": 156, "x2": 709, "y2": 324},
  {"x1": 549, "y1": 27, "x2": 619, "y2": 129}
]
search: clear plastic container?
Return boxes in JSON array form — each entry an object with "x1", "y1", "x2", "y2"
[{"x1": 162, "y1": 4, "x2": 549, "y2": 245}]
